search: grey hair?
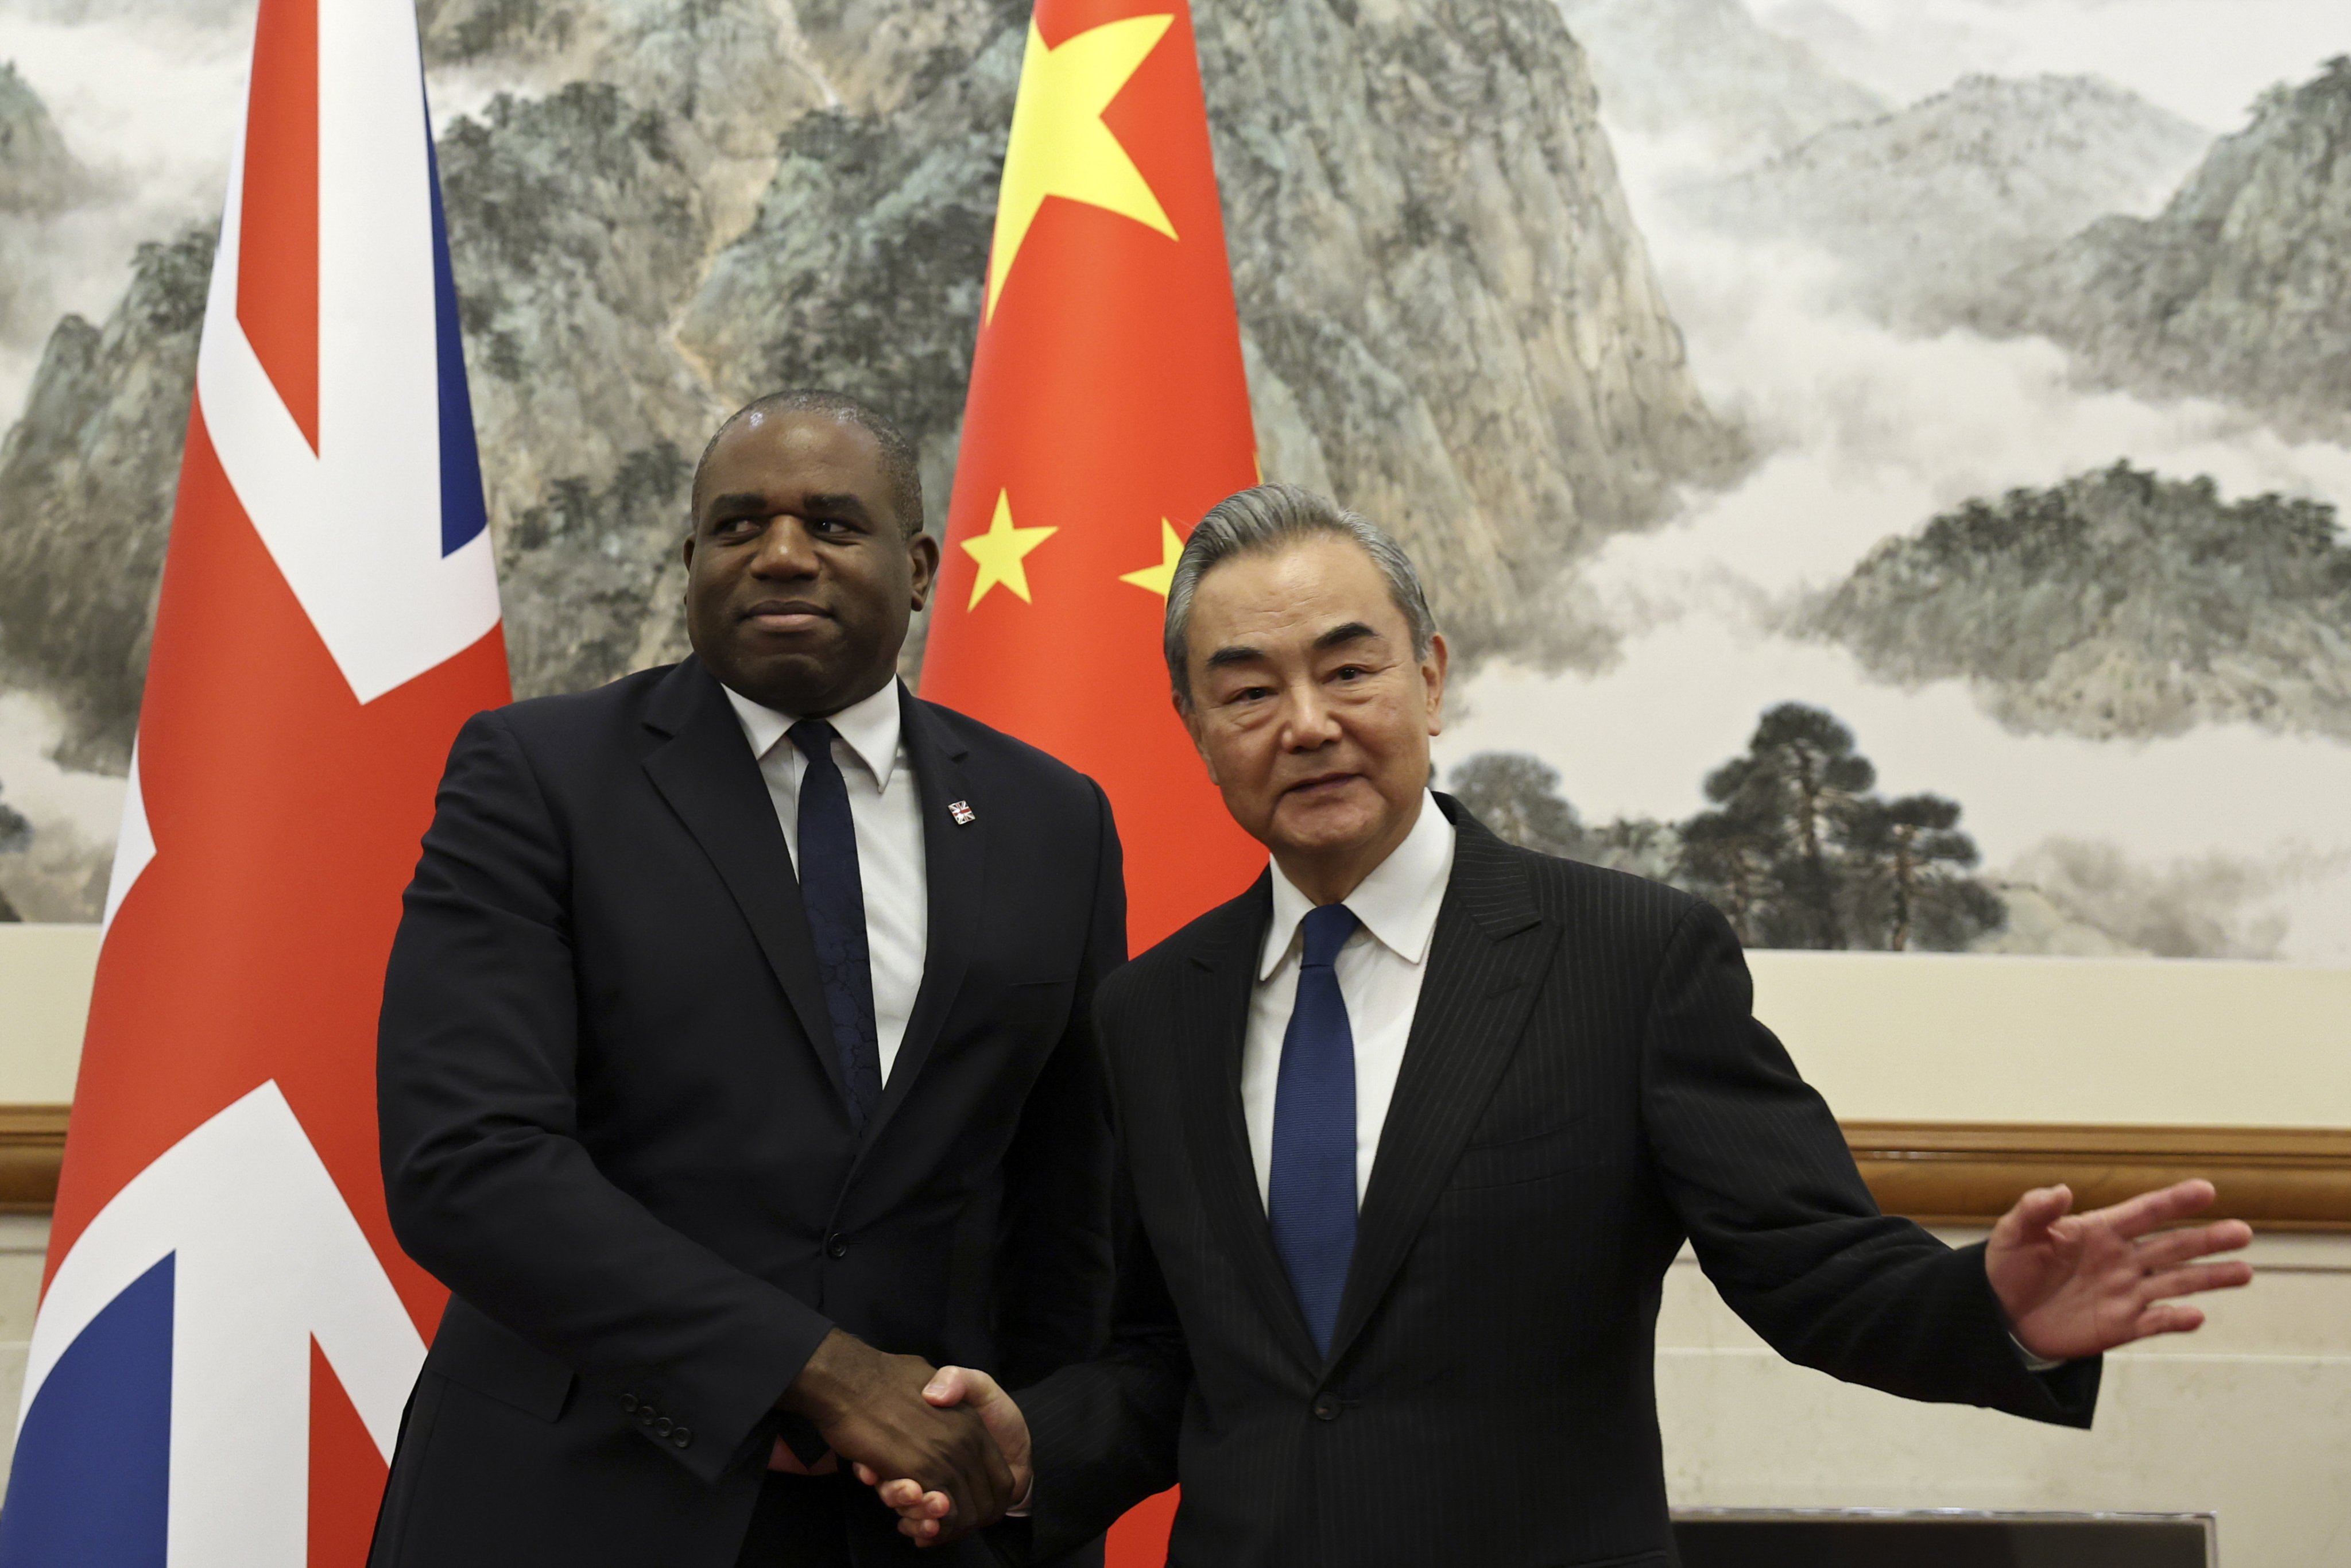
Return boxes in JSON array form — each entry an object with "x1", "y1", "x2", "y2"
[{"x1": 1164, "y1": 483, "x2": 1437, "y2": 708}]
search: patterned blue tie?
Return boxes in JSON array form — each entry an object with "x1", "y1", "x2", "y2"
[
  {"x1": 1268, "y1": 901, "x2": 1360, "y2": 1358},
  {"x1": 788, "y1": 720, "x2": 882, "y2": 1129}
]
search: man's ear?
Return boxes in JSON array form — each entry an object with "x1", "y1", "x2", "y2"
[
  {"x1": 1422, "y1": 631, "x2": 1449, "y2": 736},
  {"x1": 907, "y1": 532, "x2": 942, "y2": 611},
  {"x1": 680, "y1": 532, "x2": 696, "y2": 570}
]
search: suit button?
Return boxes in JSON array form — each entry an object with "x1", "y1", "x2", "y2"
[
  {"x1": 618, "y1": 1393, "x2": 638, "y2": 1414},
  {"x1": 826, "y1": 1233, "x2": 850, "y2": 1260},
  {"x1": 672, "y1": 1427, "x2": 692, "y2": 1449},
  {"x1": 637, "y1": 1410, "x2": 656, "y2": 1427},
  {"x1": 1312, "y1": 1397, "x2": 1339, "y2": 1422},
  {"x1": 653, "y1": 1416, "x2": 674, "y2": 1436}
]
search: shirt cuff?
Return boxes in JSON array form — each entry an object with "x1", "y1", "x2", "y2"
[{"x1": 2009, "y1": 1331, "x2": 2066, "y2": 1374}]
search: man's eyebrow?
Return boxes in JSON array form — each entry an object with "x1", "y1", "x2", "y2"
[
  {"x1": 1203, "y1": 643, "x2": 1268, "y2": 672},
  {"x1": 1313, "y1": 621, "x2": 1382, "y2": 651},
  {"x1": 700, "y1": 491, "x2": 877, "y2": 525},
  {"x1": 800, "y1": 492, "x2": 874, "y2": 523},
  {"x1": 1203, "y1": 623, "x2": 1382, "y2": 673}
]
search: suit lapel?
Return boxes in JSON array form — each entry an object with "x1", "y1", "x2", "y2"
[
  {"x1": 639, "y1": 658, "x2": 848, "y2": 1105},
  {"x1": 854, "y1": 690, "x2": 981, "y2": 1152},
  {"x1": 1324, "y1": 808, "x2": 1555, "y2": 1368},
  {"x1": 1178, "y1": 877, "x2": 1326, "y2": 1377}
]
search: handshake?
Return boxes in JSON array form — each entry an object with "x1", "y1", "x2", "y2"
[{"x1": 773, "y1": 1329, "x2": 1031, "y2": 1548}]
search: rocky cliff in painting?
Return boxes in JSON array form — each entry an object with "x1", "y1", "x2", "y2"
[
  {"x1": 1998, "y1": 57, "x2": 2351, "y2": 441},
  {"x1": 1806, "y1": 462, "x2": 2351, "y2": 742},
  {"x1": 0, "y1": 226, "x2": 208, "y2": 773},
  {"x1": 1191, "y1": 0, "x2": 1741, "y2": 655},
  {"x1": 1688, "y1": 73, "x2": 2209, "y2": 332},
  {"x1": 1555, "y1": 0, "x2": 1885, "y2": 161},
  {"x1": 0, "y1": 61, "x2": 78, "y2": 216},
  {"x1": 0, "y1": 61, "x2": 91, "y2": 346},
  {"x1": 0, "y1": 0, "x2": 1737, "y2": 819}
]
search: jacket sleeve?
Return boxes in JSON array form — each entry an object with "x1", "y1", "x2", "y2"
[
  {"x1": 1639, "y1": 899, "x2": 2100, "y2": 1427},
  {"x1": 377, "y1": 708, "x2": 835, "y2": 1485},
  {"x1": 992, "y1": 779, "x2": 1125, "y2": 1388},
  {"x1": 994, "y1": 981, "x2": 1193, "y2": 1562}
]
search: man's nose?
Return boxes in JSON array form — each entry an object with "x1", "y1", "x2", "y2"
[
  {"x1": 1282, "y1": 682, "x2": 1341, "y2": 749},
  {"x1": 750, "y1": 517, "x2": 819, "y2": 577}
]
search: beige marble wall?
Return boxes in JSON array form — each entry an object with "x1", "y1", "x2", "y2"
[
  {"x1": 0, "y1": 1217, "x2": 48, "y2": 1495},
  {"x1": 0, "y1": 925, "x2": 97, "y2": 1103},
  {"x1": 1658, "y1": 1229, "x2": 2351, "y2": 1568}
]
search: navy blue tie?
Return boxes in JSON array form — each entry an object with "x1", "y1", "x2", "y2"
[
  {"x1": 1268, "y1": 901, "x2": 1360, "y2": 1358},
  {"x1": 788, "y1": 720, "x2": 882, "y2": 1129}
]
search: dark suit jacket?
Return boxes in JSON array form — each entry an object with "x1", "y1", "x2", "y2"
[
  {"x1": 1012, "y1": 796, "x2": 2097, "y2": 1568},
  {"x1": 369, "y1": 657, "x2": 1123, "y2": 1568}
]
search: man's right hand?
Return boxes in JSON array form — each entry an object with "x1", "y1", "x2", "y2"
[
  {"x1": 861, "y1": 1366, "x2": 1032, "y2": 1546},
  {"x1": 777, "y1": 1330, "x2": 1014, "y2": 1533}
]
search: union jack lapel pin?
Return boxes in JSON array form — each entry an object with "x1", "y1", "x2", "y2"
[{"x1": 948, "y1": 799, "x2": 977, "y2": 826}]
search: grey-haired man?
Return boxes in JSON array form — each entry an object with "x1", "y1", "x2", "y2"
[{"x1": 872, "y1": 483, "x2": 2252, "y2": 1567}]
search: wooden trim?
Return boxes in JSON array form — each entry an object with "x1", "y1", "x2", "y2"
[
  {"x1": 1, "y1": 1108, "x2": 2346, "y2": 1228},
  {"x1": 1846, "y1": 1121, "x2": 2351, "y2": 1230},
  {"x1": 0, "y1": 1105, "x2": 68, "y2": 1214}
]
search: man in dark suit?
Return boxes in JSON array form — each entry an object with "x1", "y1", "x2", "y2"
[
  {"x1": 369, "y1": 390, "x2": 1122, "y2": 1567},
  {"x1": 873, "y1": 483, "x2": 2255, "y2": 1566}
]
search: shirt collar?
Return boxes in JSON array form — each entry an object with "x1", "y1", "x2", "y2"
[
  {"x1": 1258, "y1": 791, "x2": 1456, "y2": 982},
  {"x1": 721, "y1": 677, "x2": 905, "y2": 792}
]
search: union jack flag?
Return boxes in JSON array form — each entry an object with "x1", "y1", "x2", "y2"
[{"x1": 0, "y1": 0, "x2": 508, "y2": 1559}]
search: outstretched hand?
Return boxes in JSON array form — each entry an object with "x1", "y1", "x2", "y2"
[
  {"x1": 857, "y1": 1366, "x2": 1032, "y2": 1547},
  {"x1": 1988, "y1": 1178, "x2": 2253, "y2": 1362}
]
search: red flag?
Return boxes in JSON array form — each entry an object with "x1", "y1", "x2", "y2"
[
  {"x1": 918, "y1": 4, "x2": 1254, "y2": 1556},
  {"x1": 0, "y1": 0, "x2": 507, "y2": 1558},
  {"x1": 919, "y1": 0, "x2": 1262, "y2": 957}
]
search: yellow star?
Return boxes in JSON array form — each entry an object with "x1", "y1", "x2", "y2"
[
  {"x1": 1118, "y1": 518, "x2": 1184, "y2": 598},
  {"x1": 962, "y1": 490, "x2": 1058, "y2": 609},
  {"x1": 986, "y1": 14, "x2": 1179, "y2": 320}
]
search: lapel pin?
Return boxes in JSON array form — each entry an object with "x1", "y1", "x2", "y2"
[{"x1": 948, "y1": 800, "x2": 977, "y2": 826}]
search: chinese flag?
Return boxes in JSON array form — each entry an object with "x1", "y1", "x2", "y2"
[{"x1": 919, "y1": 0, "x2": 1262, "y2": 962}]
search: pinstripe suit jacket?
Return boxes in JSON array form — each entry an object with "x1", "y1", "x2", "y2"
[{"x1": 1011, "y1": 796, "x2": 2097, "y2": 1568}]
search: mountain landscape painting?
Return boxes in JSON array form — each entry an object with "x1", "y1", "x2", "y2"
[
  {"x1": 1443, "y1": 0, "x2": 2351, "y2": 964},
  {"x1": 0, "y1": 0, "x2": 2344, "y2": 965}
]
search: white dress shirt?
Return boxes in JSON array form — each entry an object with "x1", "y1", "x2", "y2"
[
  {"x1": 722, "y1": 679, "x2": 928, "y2": 1083},
  {"x1": 1242, "y1": 791, "x2": 1455, "y2": 1210}
]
